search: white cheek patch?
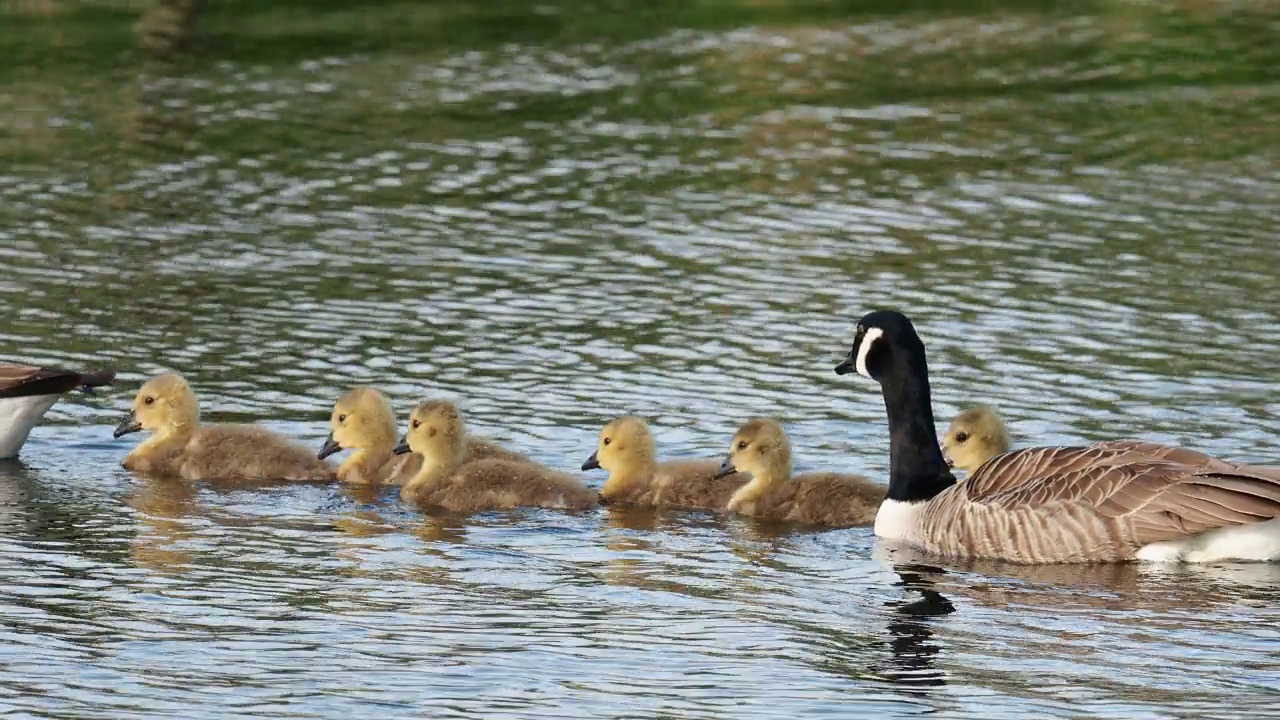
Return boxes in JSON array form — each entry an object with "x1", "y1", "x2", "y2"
[{"x1": 855, "y1": 327, "x2": 884, "y2": 379}]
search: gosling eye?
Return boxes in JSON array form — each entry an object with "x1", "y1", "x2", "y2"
[
  {"x1": 954, "y1": 432, "x2": 969, "y2": 444},
  {"x1": 143, "y1": 396, "x2": 155, "y2": 405},
  {"x1": 427, "y1": 428, "x2": 437, "y2": 437},
  {"x1": 602, "y1": 437, "x2": 612, "y2": 446},
  {"x1": 737, "y1": 440, "x2": 748, "y2": 450},
  {"x1": 337, "y1": 414, "x2": 347, "y2": 424},
  {"x1": 411, "y1": 419, "x2": 421, "y2": 430}
]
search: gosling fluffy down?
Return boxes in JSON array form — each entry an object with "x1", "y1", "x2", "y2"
[
  {"x1": 718, "y1": 418, "x2": 884, "y2": 527},
  {"x1": 940, "y1": 404, "x2": 1013, "y2": 472},
  {"x1": 319, "y1": 386, "x2": 422, "y2": 485},
  {"x1": 582, "y1": 416, "x2": 749, "y2": 509},
  {"x1": 319, "y1": 387, "x2": 528, "y2": 485},
  {"x1": 394, "y1": 399, "x2": 595, "y2": 513},
  {"x1": 115, "y1": 372, "x2": 334, "y2": 482}
]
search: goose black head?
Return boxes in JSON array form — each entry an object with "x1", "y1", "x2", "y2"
[{"x1": 835, "y1": 310, "x2": 924, "y2": 382}]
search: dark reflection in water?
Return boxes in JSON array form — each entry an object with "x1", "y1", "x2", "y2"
[
  {"x1": 2, "y1": 0, "x2": 1280, "y2": 717},
  {"x1": 882, "y1": 564, "x2": 954, "y2": 690}
]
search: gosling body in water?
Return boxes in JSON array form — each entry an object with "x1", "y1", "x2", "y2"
[
  {"x1": 115, "y1": 372, "x2": 334, "y2": 482},
  {"x1": 394, "y1": 399, "x2": 596, "y2": 513},
  {"x1": 319, "y1": 387, "x2": 529, "y2": 485},
  {"x1": 717, "y1": 418, "x2": 883, "y2": 527},
  {"x1": 583, "y1": 416, "x2": 748, "y2": 509}
]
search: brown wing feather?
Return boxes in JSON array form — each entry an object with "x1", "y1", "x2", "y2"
[
  {"x1": 936, "y1": 444, "x2": 1280, "y2": 561},
  {"x1": 0, "y1": 365, "x2": 41, "y2": 389},
  {"x1": 1090, "y1": 439, "x2": 1237, "y2": 472}
]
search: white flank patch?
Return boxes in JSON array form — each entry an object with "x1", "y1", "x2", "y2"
[
  {"x1": 1136, "y1": 516, "x2": 1280, "y2": 563},
  {"x1": 874, "y1": 498, "x2": 925, "y2": 540},
  {"x1": 856, "y1": 327, "x2": 884, "y2": 379},
  {"x1": 0, "y1": 395, "x2": 62, "y2": 459}
]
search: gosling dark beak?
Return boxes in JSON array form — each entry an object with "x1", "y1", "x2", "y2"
[
  {"x1": 714, "y1": 454, "x2": 738, "y2": 479},
  {"x1": 834, "y1": 355, "x2": 856, "y2": 375},
  {"x1": 581, "y1": 450, "x2": 600, "y2": 471},
  {"x1": 393, "y1": 435, "x2": 412, "y2": 455},
  {"x1": 317, "y1": 433, "x2": 342, "y2": 460},
  {"x1": 113, "y1": 410, "x2": 141, "y2": 439}
]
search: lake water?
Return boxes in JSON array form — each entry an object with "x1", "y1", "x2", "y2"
[{"x1": 2, "y1": 1, "x2": 1279, "y2": 717}]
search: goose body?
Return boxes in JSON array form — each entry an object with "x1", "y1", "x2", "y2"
[
  {"x1": 0, "y1": 364, "x2": 115, "y2": 458},
  {"x1": 839, "y1": 310, "x2": 1280, "y2": 564},
  {"x1": 718, "y1": 418, "x2": 883, "y2": 527},
  {"x1": 115, "y1": 372, "x2": 334, "y2": 482}
]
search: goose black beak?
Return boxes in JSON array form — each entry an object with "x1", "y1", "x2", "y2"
[
  {"x1": 113, "y1": 410, "x2": 141, "y2": 438},
  {"x1": 581, "y1": 450, "x2": 600, "y2": 471},
  {"x1": 834, "y1": 355, "x2": 856, "y2": 375},
  {"x1": 317, "y1": 433, "x2": 342, "y2": 460},
  {"x1": 714, "y1": 454, "x2": 738, "y2": 479},
  {"x1": 393, "y1": 435, "x2": 412, "y2": 455}
]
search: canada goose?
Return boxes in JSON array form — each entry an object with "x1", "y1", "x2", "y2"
[
  {"x1": 716, "y1": 417, "x2": 884, "y2": 527},
  {"x1": 319, "y1": 387, "x2": 421, "y2": 485},
  {"x1": 114, "y1": 372, "x2": 335, "y2": 482},
  {"x1": 582, "y1": 416, "x2": 748, "y2": 509},
  {"x1": 0, "y1": 363, "x2": 115, "y2": 458},
  {"x1": 393, "y1": 399, "x2": 596, "y2": 513},
  {"x1": 940, "y1": 405, "x2": 1012, "y2": 472},
  {"x1": 836, "y1": 309, "x2": 1280, "y2": 563}
]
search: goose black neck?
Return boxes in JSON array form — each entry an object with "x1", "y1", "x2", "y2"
[{"x1": 879, "y1": 352, "x2": 955, "y2": 503}]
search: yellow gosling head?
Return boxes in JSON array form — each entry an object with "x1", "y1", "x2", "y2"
[
  {"x1": 717, "y1": 417, "x2": 791, "y2": 483},
  {"x1": 318, "y1": 386, "x2": 398, "y2": 461},
  {"x1": 393, "y1": 399, "x2": 468, "y2": 470},
  {"x1": 114, "y1": 372, "x2": 199, "y2": 439},
  {"x1": 582, "y1": 416, "x2": 656, "y2": 482},
  {"x1": 941, "y1": 404, "x2": 1012, "y2": 472}
]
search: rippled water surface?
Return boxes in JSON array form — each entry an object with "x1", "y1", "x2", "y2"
[{"x1": 2, "y1": 1, "x2": 1280, "y2": 717}]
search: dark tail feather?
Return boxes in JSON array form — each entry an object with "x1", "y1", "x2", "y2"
[{"x1": 76, "y1": 369, "x2": 116, "y2": 393}]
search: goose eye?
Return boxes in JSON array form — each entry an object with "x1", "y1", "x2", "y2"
[
  {"x1": 143, "y1": 396, "x2": 155, "y2": 405},
  {"x1": 411, "y1": 419, "x2": 421, "y2": 430},
  {"x1": 603, "y1": 437, "x2": 612, "y2": 446},
  {"x1": 737, "y1": 440, "x2": 748, "y2": 450},
  {"x1": 338, "y1": 414, "x2": 347, "y2": 423},
  {"x1": 955, "y1": 432, "x2": 969, "y2": 444},
  {"x1": 427, "y1": 428, "x2": 437, "y2": 437}
]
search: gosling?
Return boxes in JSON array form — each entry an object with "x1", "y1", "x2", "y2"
[
  {"x1": 114, "y1": 372, "x2": 334, "y2": 482},
  {"x1": 940, "y1": 404, "x2": 1012, "y2": 472},
  {"x1": 717, "y1": 418, "x2": 883, "y2": 527},
  {"x1": 393, "y1": 399, "x2": 596, "y2": 513},
  {"x1": 582, "y1": 416, "x2": 749, "y2": 509},
  {"x1": 318, "y1": 386, "x2": 421, "y2": 485}
]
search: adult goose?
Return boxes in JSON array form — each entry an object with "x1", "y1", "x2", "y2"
[
  {"x1": 835, "y1": 310, "x2": 1280, "y2": 564},
  {"x1": 0, "y1": 363, "x2": 115, "y2": 459}
]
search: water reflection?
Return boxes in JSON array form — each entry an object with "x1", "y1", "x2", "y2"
[{"x1": 881, "y1": 564, "x2": 953, "y2": 690}]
